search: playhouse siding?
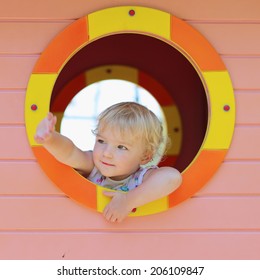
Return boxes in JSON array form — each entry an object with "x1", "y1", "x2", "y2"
[{"x1": 0, "y1": 0, "x2": 259, "y2": 259}]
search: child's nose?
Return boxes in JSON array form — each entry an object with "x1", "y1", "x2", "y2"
[{"x1": 103, "y1": 146, "x2": 113, "y2": 158}]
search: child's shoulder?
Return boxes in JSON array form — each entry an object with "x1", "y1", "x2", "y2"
[
  {"x1": 143, "y1": 165, "x2": 182, "y2": 183},
  {"x1": 137, "y1": 165, "x2": 158, "y2": 182}
]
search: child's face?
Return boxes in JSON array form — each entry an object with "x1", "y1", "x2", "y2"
[{"x1": 92, "y1": 127, "x2": 150, "y2": 181}]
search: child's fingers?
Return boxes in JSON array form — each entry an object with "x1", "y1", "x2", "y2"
[
  {"x1": 46, "y1": 112, "x2": 57, "y2": 131},
  {"x1": 47, "y1": 112, "x2": 56, "y2": 124},
  {"x1": 34, "y1": 112, "x2": 55, "y2": 144},
  {"x1": 52, "y1": 115, "x2": 57, "y2": 126},
  {"x1": 102, "y1": 205, "x2": 113, "y2": 221},
  {"x1": 34, "y1": 135, "x2": 45, "y2": 144},
  {"x1": 47, "y1": 112, "x2": 53, "y2": 120}
]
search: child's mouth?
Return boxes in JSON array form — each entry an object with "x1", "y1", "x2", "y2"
[{"x1": 101, "y1": 161, "x2": 115, "y2": 167}]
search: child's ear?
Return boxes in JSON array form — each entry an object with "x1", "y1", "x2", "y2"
[{"x1": 140, "y1": 152, "x2": 152, "y2": 165}]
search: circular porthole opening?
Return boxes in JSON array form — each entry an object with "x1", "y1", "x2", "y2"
[{"x1": 50, "y1": 33, "x2": 208, "y2": 172}]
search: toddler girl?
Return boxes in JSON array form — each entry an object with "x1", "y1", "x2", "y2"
[{"x1": 35, "y1": 102, "x2": 182, "y2": 222}]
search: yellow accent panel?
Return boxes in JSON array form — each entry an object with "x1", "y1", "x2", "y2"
[
  {"x1": 96, "y1": 186, "x2": 115, "y2": 213},
  {"x1": 202, "y1": 71, "x2": 235, "y2": 150},
  {"x1": 25, "y1": 74, "x2": 57, "y2": 145},
  {"x1": 86, "y1": 65, "x2": 138, "y2": 85},
  {"x1": 162, "y1": 105, "x2": 182, "y2": 155},
  {"x1": 88, "y1": 6, "x2": 171, "y2": 40},
  {"x1": 96, "y1": 186, "x2": 168, "y2": 216},
  {"x1": 129, "y1": 196, "x2": 168, "y2": 216}
]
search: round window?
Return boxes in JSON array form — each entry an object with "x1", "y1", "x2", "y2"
[{"x1": 25, "y1": 6, "x2": 235, "y2": 216}]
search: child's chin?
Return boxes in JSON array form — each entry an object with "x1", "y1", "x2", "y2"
[{"x1": 100, "y1": 171, "x2": 114, "y2": 178}]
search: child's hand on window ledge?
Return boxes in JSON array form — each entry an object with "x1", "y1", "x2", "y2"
[{"x1": 102, "y1": 191, "x2": 134, "y2": 223}]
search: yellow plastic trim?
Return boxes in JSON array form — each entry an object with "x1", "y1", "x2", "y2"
[
  {"x1": 25, "y1": 74, "x2": 57, "y2": 146},
  {"x1": 96, "y1": 187, "x2": 169, "y2": 216},
  {"x1": 202, "y1": 71, "x2": 236, "y2": 150},
  {"x1": 88, "y1": 6, "x2": 171, "y2": 40}
]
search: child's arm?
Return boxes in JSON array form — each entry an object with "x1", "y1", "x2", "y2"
[
  {"x1": 103, "y1": 167, "x2": 182, "y2": 223},
  {"x1": 34, "y1": 112, "x2": 94, "y2": 174}
]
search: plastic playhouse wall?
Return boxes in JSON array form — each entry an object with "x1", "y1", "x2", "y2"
[{"x1": 1, "y1": 0, "x2": 260, "y2": 259}]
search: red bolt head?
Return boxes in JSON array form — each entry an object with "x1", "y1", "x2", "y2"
[
  {"x1": 129, "y1": 9, "x2": 135, "y2": 16},
  {"x1": 223, "y1": 105, "x2": 230, "y2": 111},
  {"x1": 31, "y1": 104, "x2": 38, "y2": 111}
]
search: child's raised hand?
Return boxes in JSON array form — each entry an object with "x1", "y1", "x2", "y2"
[
  {"x1": 34, "y1": 112, "x2": 57, "y2": 144},
  {"x1": 102, "y1": 191, "x2": 134, "y2": 223}
]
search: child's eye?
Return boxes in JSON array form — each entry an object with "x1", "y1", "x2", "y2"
[
  {"x1": 97, "y1": 139, "x2": 104, "y2": 144},
  {"x1": 118, "y1": 145, "x2": 128, "y2": 150}
]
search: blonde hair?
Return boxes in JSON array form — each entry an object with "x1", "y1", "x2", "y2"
[{"x1": 93, "y1": 102, "x2": 168, "y2": 163}]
